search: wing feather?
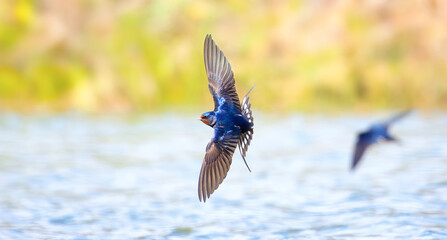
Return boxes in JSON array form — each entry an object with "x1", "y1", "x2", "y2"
[
  {"x1": 198, "y1": 133, "x2": 239, "y2": 202},
  {"x1": 204, "y1": 34, "x2": 241, "y2": 112},
  {"x1": 351, "y1": 132, "x2": 374, "y2": 170},
  {"x1": 381, "y1": 109, "x2": 413, "y2": 128}
]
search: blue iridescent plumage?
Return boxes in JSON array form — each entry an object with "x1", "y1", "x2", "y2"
[
  {"x1": 351, "y1": 110, "x2": 412, "y2": 171},
  {"x1": 198, "y1": 35, "x2": 255, "y2": 202}
]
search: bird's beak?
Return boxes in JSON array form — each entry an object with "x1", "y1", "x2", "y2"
[
  {"x1": 198, "y1": 115, "x2": 209, "y2": 125},
  {"x1": 198, "y1": 115, "x2": 204, "y2": 121}
]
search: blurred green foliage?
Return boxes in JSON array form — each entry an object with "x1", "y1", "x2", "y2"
[{"x1": 0, "y1": 0, "x2": 446, "y2": 112}]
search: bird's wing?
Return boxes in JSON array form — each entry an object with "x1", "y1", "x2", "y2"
[
  {"x1": 238, "y1": 85, "x2": 255, "y2": 172},
  {"x1": 198, "y1": 129, "x2": 240, "y2": 202},
  {"x1": 351, "y1": 131, "x2": 374, "y2": 170},
  {"x1": 381, "y1": 109, "x2": 412, "y2": 128},
  {"x1": 204, "y1": 34, "x2": 241, "y2": 112}
]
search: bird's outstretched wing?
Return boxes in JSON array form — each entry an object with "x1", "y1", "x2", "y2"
[
  {"x1": 198, "y1": 130, "x2": 240, "y2": 202},
  {"x1": 204, "y1": 34, "x2": 241, "y2": 112},
  {"x1": 238, "y1": 85, "x2": 255, "y2": 172},
  {"x1": 351, "y1": 131, "x2": 374, "y2": 170},
  {"x1": 381, "y1": 109, "x2": 412, "y2": 128}
]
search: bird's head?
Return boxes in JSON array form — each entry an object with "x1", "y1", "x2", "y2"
[{"x1": 199, "y1": 111, "x2": 216, "y2": 127}]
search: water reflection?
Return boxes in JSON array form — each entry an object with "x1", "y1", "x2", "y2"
[{"x1": 0, "y1": 112, "x2": 446, "y2": 239}]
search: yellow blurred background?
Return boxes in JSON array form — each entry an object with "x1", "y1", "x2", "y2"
[{"x1": 1, "y1": 0, "x2": 446, "y2": 113}]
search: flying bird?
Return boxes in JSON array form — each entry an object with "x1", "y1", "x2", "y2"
[
  {"x1": 351, "y1": 110, "x2": 412, "y2": 171},
  {"x1": 197, "y1": 34, "x2": 254, "y2": 202}
]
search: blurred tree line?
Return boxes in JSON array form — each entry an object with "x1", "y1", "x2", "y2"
[{"x1": 0, "y1": 0, "x2": 446, "y2": 112}]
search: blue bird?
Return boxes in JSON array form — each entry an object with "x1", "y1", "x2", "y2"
[
  {"x1": 351, "y1": 110, "x2": 412, "y2": 171},
  {"x1": 198, "y1": 35, "x2": 254, "y2": 202}
]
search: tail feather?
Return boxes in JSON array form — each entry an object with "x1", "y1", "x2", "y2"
[
  {"x1": 241, "y1": 84, "x2": 255, "y2": 125},
  {"x1": 238, "y1": 84, "x2": 255, "y2": 172}
]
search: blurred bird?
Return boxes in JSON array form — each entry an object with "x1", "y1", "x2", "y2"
[
  {"x1": 198, "y1": 34, "x2": 254, "y2": 202},
  {"x1": 351, "y1": 110, "x2": 412, "y2": 171}
]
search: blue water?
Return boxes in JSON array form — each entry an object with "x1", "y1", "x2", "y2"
[{"x1": 0, "y1": 112, "x2": 446, "y2": 239}]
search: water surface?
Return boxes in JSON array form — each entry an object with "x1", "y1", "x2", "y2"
[{"x1": 0, "y1": 112, "x2": 446, "y2": 239}]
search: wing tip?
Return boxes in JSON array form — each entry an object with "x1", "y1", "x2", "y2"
[
  {"x1": 350, "y1": 162, "x2": 357, "y2": 172},
  {"x1": 350, "y1": 151, "x2": 361, "y2": 171},
  {"x1": 203, "y1": 33, "x2": 233, "y2": 83},
  {"x1": 198, "y1": 192, "x2": 204, "y2": 202},
  {"x1": 204, "y1": 34, "x2": 212, "y2": 48},
  {"x1": 198, "y1": 163, "x2": 208, "y2": 203},
  {"x1": 204, "y1": 34, "x2": 214, "y2": 51}
]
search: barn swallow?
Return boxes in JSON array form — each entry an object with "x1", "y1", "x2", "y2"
[
  {"x1": 351, "y1": 110, "x2": 412, "y2": 171},
  {"x1": 198, "y1": 34, "x2": 254, "y2": 202}
]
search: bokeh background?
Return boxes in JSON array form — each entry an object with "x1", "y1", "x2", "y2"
[
  {"x1": 1, "y1": 0, "x2": 447, "y2": 113},
  {"x1": 1, "y1": 1, "x2": 447, "y2": 239}
]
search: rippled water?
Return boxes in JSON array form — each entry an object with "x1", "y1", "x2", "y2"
[{"x1": 0, "y1": 112, "x2": 446, "y2": 239}]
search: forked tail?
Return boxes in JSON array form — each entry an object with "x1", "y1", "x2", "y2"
[{"x1": 238, "y1": 84, "x2": 255, "y2": 172}]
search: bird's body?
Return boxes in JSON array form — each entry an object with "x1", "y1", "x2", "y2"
[
  {"x1": 351, "y1": 110, "x2": 411, "y2": 170},
  {"x1": 198, "y1": 34, "x2": 254, "y2": 202}
]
